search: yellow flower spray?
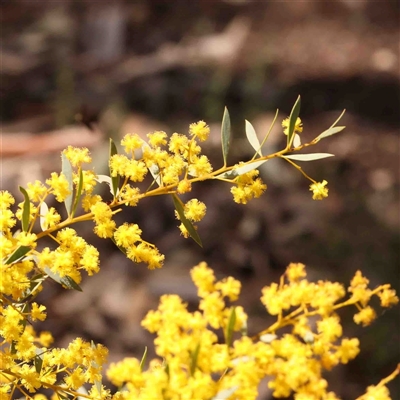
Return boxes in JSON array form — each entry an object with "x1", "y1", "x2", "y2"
[{"x1": 1, "y1": 98, "x2": 398, "y2": 399}]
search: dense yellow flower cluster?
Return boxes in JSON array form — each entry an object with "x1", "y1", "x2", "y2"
[
  {"x1": 106, "y1": 262, "x2": 398, "y2": 400},
  {"x1": 1, "y1": 107, "x2": 398, "y2": 399}
]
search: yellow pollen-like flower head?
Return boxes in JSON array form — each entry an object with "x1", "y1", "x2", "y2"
[
  {"x1": 310, "y1": 180, "x2": 329, "y2": 200},
  {"x1": 282, "y1": 117, "x2": 303, "y2": 135}
]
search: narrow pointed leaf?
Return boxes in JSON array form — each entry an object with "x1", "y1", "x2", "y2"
[
  {"x1": 283, "y1": 153, "x2": 334, "y2": 161},
  {"x1": 39, "y1": 201, "x2": 49, "y2": 231},
  {"x1": 19, "y1": 186, "x2": 30, "y2": 232},
  {"x1": 20, "y1": 274, "x2": 45, "y2": 301},
  {"x1": 225, "y1": 307, "x2": 237, "y2": 347},
  {"x1": 61, "y1": 276, "x2": 83, "y2": 291},
  {"x1": 111, "y1": 237, "x2": 128, "y2": 256},
  {"x1": 172, "y1": 194, "x2": 202, "y2": 247},
  {"x1": 61, "y1": 153, "x2": 73, "y2": 216},
  {"x1": 293, "y1": 133, "x2": 301, "y2": 148},
  {"x1": 148, "y1": 163, "x2": 162, "y2": 186},
  {"x1": 96, "y1": 175, "x2": 114, "y2": 195},
  {"x1": 44, "y1": 267, "x2": 83, "y2": 291},
  {"x1": 287, "y1": 95, "x2": 301, "y2": 146},
  {"x1": 71, "y1": 168, "x2": 84, "y2": 216},
  {"x1": 259, "y1": 109, "x2": 279, "y2": 149},
  {"x1": 139, "y1": 346, "x2": 148, "y2": 371},
  {"x1": 109, "y1": 138, "x2": 120, "y2": 196},
  {"x1": 190, "y1": 342, "x2": 201, "y2": 376},
  {"x1": 315, "y1": 126, "x2": 345, "y2": 141},
  {"x1": 5, "y1": 245, "x2": 31, "y2": 265},
  {"x1": 215, "y1": 159, "x2": 268, "y2": 180},
  {"x1": 245, "y1": 120, "x2": 262, "y2": 156},
  {"x1": 221, "y1": 107, "x2": 231, "y2": 166},
  {"x1": 34, "y1": 349, "x2": 44, "y2": 374},
  {"x1": 330, "y1": 109, "x2": 346, "y2": 126}
]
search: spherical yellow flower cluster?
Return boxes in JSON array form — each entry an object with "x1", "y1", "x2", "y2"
[
  {"x1": 310, "y1": 180, "x2": 329, "y2": 200},
  {"x1": 230, "y1": 165, "x2": 267, "y2": 204},
  {"x1": 282, "y1": 116, "x2": 303, "y2": 136}
]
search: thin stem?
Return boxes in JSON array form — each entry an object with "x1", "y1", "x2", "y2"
[{"x1": 281, "y1": 156, "x2": 315, "y2": 182}]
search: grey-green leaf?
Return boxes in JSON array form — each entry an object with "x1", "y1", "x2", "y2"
[
  {"x1": 172, "y1": 194, "x2": 202, "y2": 247},
  {"x1": 215, "y1": 159, "x2": 268, "y2": 180},
  {"x1": 293, "y1": 133, "x2": 301, "y2": 147},
  {"x1": 283, "y1": 153, "x2": 334, "y2": 161},
  {"x1": 44, "y1": 267, "x2": 83, "y2": 291},
  {"x1": 287, "y1": 95, "x2": 301, "y2": 146},
  {"x1": 39, "y1": 201, "x2": 49, "y2": 231},
  {"x1": 211, "y1": 386, "x2": 239, "y2": 400},
  {"x1": 148, "y1": 163, "x2": 162, "y2": 187},
  {"x1": 245, "y1": 120, "x2": 262, "y2": 156},
  {"x1": 5, "y1": 245, "x2": 31, "y2": 265},
  {"x1": 19, "y1": 186, "x2": 30, "y2": 232},
  {"x1": 225, "y1": 307, "x2": 237, "y2": 347},
  {"x1": 315, "y1": 126, "x2": 345, "y2": 141},
  {"x1": 71, "y1": 168, "x2": 84, "y2": 217},
  {"x1": 221, "y1": 107, "x2": 231, "y2": 166},
  {"x1": 20, "y1": 274, "x2": 45, "y2": 301},
  {"x1": 109, "y1": 138, "x2": 120, "y2": 197},
  {"x1": 61, "y1": 153, "x2": 73, "y2": 216},
  {"x1": 96, "y1": 175, "x2": 114, "y2": 195},
  {"x1": 260, "y1": 333, "x2": 277, "y2": 343}
]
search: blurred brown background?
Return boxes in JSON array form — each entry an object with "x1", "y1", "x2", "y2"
[{"x1": 1, "y1": 1, "x2": 399, "y2": 399}]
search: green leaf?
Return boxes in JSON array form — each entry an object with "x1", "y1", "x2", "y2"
[
  {"x1": 19, "y1": 274, "x2": 45, "y2": 301},
  {"x1": 34, "y1": 349, "x2": 44, "y2": 374},
  {"x1": 315, "y1": 126, "x2": 345, "y2": 141},
  {"x1": 287, "y1": 95, "x2": 301, "y2": 147},
  {"x1": 139, "y1": 346, "x2": 148, "y2": 372},
  {"x1": 44, "y1": 267, "x2": 83, "y2": 291},
  {"x1": 5, "y1": 245, "x2": 31, "y2": 265},
  {"x1": 61, "y1": 276, "x2": 83, "y2": 291},
  {"x1": 39, "y1": 201, "x2": 49, "y2": 231},
  {"x1": 215, "y1": 159, "x2": 268, "y2": 180},
  {"x1": 71, "y1": 168, "x2": 84, "y2": 217},
  {"x1": 61, "y1": 153, "x2": 74, "y2": 216},
  {"x1": 18, "y1": 186, "x2": 30, "y2": 232},
  {"x1": 190, "y1": 342, "x2": 201, "y2": 376},
  {"x1": 245, "y1": 120, "x2": 262, "y2": 157},
  {"x1": 172, "y1": 194, "x2": 202, "y2": 247},
  {"x1": 283, "y1": 153, "x2": 334, "y2": 161},
  {"x1": 164, "y1": 362, "x2": 170, "y2": 378},
  {"x1": 221, "y1": 107, "x2": 231, "y2": 166},
  {"x1": 225, "y1": 307, "x2": 237, "y2": 347},
  {"x1": 111, "y1": 237, "x2": 128, "y2": 256},
  {"x1": 109, "y1": 138, "x2": 120, "y2": 196}
]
